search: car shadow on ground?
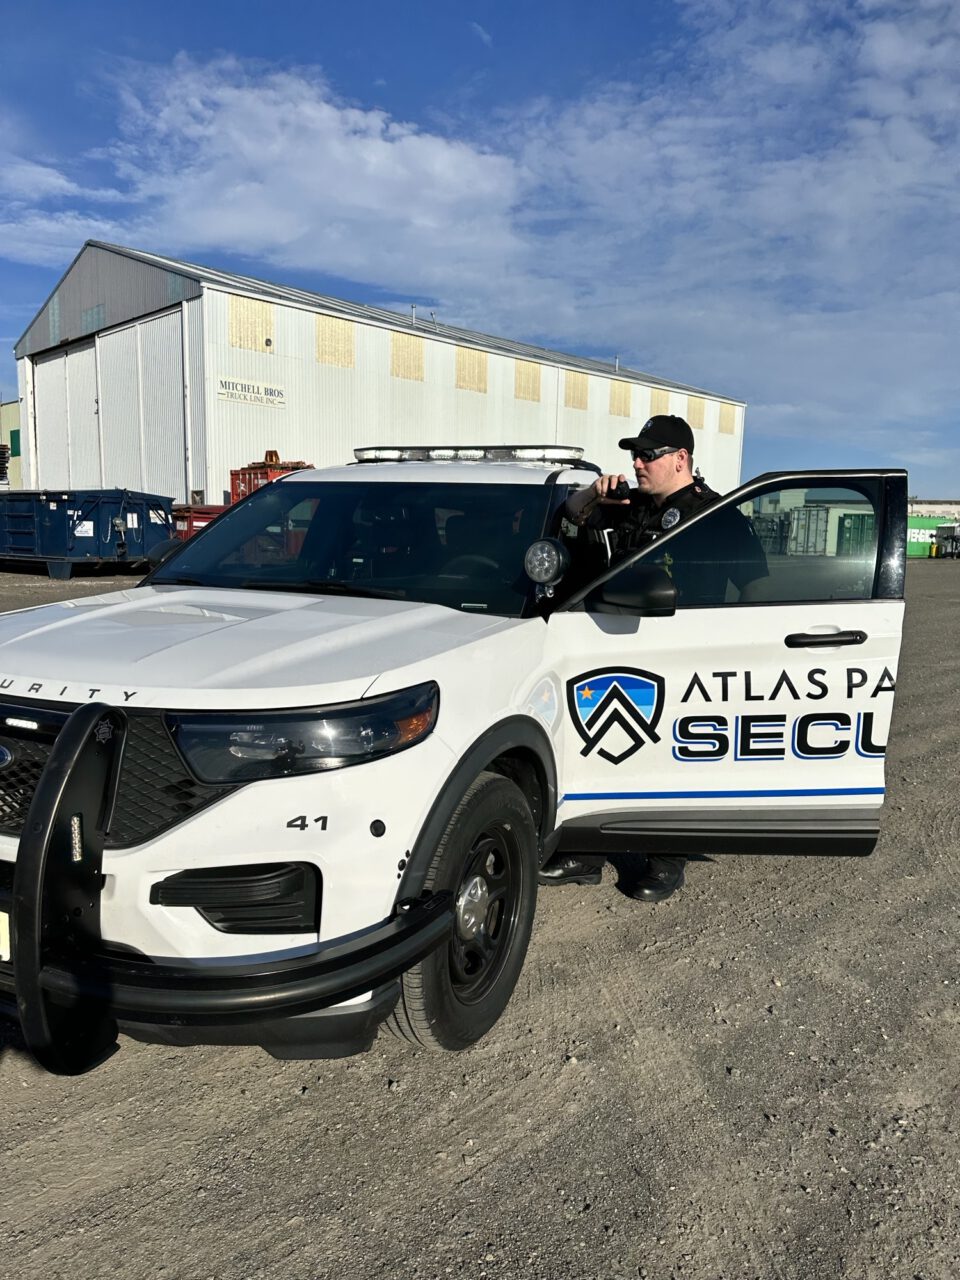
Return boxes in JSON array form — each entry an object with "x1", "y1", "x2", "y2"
[{"x1": 0, "y1": 1013, "x2": 31, "y2": 1063}]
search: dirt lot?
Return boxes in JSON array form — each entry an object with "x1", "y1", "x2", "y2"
[{"x1": 1, "y1": 561, "x2": 958, "y2": 1280}]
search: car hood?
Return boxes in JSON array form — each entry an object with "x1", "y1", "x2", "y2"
[{"x1": 0, "y1": 586, "x2": 515, "y2": 710}]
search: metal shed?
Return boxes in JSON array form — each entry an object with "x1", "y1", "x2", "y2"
[{"x1": 15, "y1": 241, "x2": 747, "y2": 504}]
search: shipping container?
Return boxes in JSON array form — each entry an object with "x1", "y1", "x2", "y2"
[
  {"x1": 751, "y1": 512, "x2": 789, "y2": 555},
  {"x1": 787, "y1": 506, "x2": 828, "y2": 556},
  {"x1": 906, "y1": 515, "x2": 945, "y2": 557},
  {"x1": 0, "y1": 488, "x2": 174, "y2": 577},
  {"x1": 171, "y1": 504, "x2": 227, "y2": 541},
  {"x1": 229, "y1": 451, "x2": 310, "y2": 504},
  {"x1": 836, "y1": 511, "x2": 877, "y2": 558}
]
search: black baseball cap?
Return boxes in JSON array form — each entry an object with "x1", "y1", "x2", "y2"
[{"x1": 619, "y1": 414, "x2": 695, "y2": 455}]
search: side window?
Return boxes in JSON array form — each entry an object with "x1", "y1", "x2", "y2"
[{"x1": 644, "y1": 481, "x2": 881, "y2": 606}]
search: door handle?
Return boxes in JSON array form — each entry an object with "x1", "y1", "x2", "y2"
[{"x1": 784, "y1": 630, "x2": 867, "y2": 648}]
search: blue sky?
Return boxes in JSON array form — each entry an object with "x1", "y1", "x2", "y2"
[{"x1": 0, "y1": 0, "x2": 957, "y2": 494}]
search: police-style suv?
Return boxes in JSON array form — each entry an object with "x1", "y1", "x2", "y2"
[{"x1": 0, "y1": 446, "x2": 906, "y2": 1074}]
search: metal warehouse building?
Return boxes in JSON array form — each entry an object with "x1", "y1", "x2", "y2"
[{"x1": 15, "y1": 241, "x2": 746, "y2": 504}]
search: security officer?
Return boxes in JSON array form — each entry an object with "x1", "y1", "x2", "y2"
[
  {"x1": 539, "y1": 414, "x2": 739, "y2": 901},
  {"x1": 568, "y1": 413, "x2": 718, "y2": 558}
]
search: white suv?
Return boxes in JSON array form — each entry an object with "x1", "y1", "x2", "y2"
[{"x1": 0, "y1": 446, "x2": 906, "y2": 1074}]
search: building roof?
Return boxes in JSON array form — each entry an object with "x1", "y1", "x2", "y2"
[{"x1": 16, "y1": 240, "x2": 743, "y2": 405}]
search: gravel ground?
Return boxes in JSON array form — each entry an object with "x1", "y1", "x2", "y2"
[{"x1": 1, "y1": 561, "x2": 958, "y2": 1280}]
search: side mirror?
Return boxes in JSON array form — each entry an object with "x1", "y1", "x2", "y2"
[
  {"x1": 147, "y1": 538, "x2": 182, "y2": 568},
  {"x1": 594, "y1": 562, "x2": 677, "y2": 615}
]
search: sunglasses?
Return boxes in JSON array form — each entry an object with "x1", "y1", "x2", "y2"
[{"x1": 631, "y1": 446, "x2": 679, "y2": 463}]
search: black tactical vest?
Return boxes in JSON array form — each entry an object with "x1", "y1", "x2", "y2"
[{"x1": 612, "y1": 478, "x2": 720, "y2": 556}]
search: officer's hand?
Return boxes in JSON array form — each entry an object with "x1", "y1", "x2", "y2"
[{"x1": 596, "y1": 474, "x2": 631, "y2": 503}]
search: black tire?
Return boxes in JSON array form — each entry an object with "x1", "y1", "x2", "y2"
[{"x1": 387, "y1": 771, "x2": 538, "y2": 1051}]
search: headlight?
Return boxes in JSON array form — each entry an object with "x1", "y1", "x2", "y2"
[{"x1": 168, "y1": 682, "x2": 439, "y2": 782}]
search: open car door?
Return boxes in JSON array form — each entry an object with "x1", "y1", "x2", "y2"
[{"x1": 547, "y1": 470, "x2": 906, "y2": 860}]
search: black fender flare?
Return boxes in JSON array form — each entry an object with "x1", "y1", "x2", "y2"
[{"x1": 397, "y1": 716, "x2": 558, "y2": 900}]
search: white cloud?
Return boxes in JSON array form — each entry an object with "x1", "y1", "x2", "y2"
[
  {"x1": 470, "y1": 21, "x2": 493, "y2": 48},
  {"x1": 100, "y1": 56, "x2": 525, "y2": 295},
  {"x1": 0, "y1": 210, "x2": 124, "y2": 266},
  {"x1": 0, "y1": 158, "x2": 79, "y2": 201}
]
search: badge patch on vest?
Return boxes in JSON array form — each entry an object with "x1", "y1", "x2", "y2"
[{"x1": 661, "y1": 507, "x2": 680, "y2": 530}]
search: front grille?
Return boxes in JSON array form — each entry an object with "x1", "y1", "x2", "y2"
[
  {"x1": 107, "y1": 716, "x2": 236, "y2": 846},
  {"x1": 0, "y1": 700, "x2": 237, "y2": 849},
  {"x1": 0, "y1": 733, "x2": 50, "y2": 832}
]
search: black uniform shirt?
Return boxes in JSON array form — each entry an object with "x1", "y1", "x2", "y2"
[{"x1": 585, "y1": 478, "x2": 768, "y2": 606}]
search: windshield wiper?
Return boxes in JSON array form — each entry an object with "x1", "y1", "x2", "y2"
[
  {"x1": 238, "y1": 579, "x2": 407, "y2": 599},
  {"x1": 153, "y1": 576, "x2": 208, "y2": 586}
]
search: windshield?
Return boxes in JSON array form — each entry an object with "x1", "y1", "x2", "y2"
[{"x1": 149, "y1": 480, "x2": 557, "y2": 616}]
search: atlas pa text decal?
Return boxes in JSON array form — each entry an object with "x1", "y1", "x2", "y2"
[{"x1": 566, "y1": 665, "x2": 894, "y2": 766}]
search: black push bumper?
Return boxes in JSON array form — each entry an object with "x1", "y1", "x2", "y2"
[{"x1": 0, "y1": 702, "x2": 453, "y2": 1075}]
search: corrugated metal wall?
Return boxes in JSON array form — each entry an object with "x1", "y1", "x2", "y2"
[
  {"x1": 139, "y1": 312, "x2": 187, "y2": 500},
  {"x1": 66, "y1": 343, "x2": 100, "y2": 485},
  {"x1": 16, "y1": 243, "x2": 201, "y2": 360},
  {"x1": 98, "y1": 325, "x2": 144, "y2": 489},
  {"x1": 21, "y1": 271, "x2": 745, "y2": 502},
  {"x1": 184, "y1": 297, "x2": 207, "y2": 501},
  {"x1": 33, "y1": 352, "x2": 70, "y2": 487},
  {"x1": 18, "y1": 244, "x2": 746, "y2": 501},
  {"x1": 198, "y1": 288, "x2": 745, "y2": 498},
  {"x1": 23, "y1": 307, "x2": 191, "y2": 499},
  {"x1": 31, "y1": 342, "x2": 101, "y2": 487}
]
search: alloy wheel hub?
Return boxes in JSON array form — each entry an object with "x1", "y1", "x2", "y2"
[{"x1": 455, "y1": 873, "x2": 490, "y2": 940}]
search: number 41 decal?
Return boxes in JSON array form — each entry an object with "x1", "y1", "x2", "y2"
[{"x1": 286, "y1": 815, "x2": 329, "y2": 831}]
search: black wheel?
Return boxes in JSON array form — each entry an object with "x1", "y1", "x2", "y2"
[{"x1": 387, "y1": 771, "x2": 538, "y2": 1051}]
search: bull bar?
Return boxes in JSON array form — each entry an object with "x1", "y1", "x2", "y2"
[{"x1": 1, "y1": 702, "x2": 453, "y2": 1075}]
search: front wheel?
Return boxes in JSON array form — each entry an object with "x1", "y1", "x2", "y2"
[{"x1": 387, "y1": 771, "x2": 538, "y2": 1051}]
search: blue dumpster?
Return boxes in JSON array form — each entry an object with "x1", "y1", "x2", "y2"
[{"x1": 0, "y1": 489, "x2": 175, "y2": 579}]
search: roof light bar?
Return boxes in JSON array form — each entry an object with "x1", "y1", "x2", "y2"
[{"x1": 353, "y1": 445, "x2": 585, "y2": 465}]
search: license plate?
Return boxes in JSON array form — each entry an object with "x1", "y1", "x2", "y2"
[{"x1": 0, "y1": 909, "x2": 10, "y2": 963}]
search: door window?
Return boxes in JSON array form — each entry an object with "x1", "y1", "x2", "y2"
[{"x1": 640, "y1": 480, "x2": 882, "y2": 606}]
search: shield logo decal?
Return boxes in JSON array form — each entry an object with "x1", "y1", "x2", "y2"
[{"x1": 566, "y1": 667, "x2": 666, "y2": 765}]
